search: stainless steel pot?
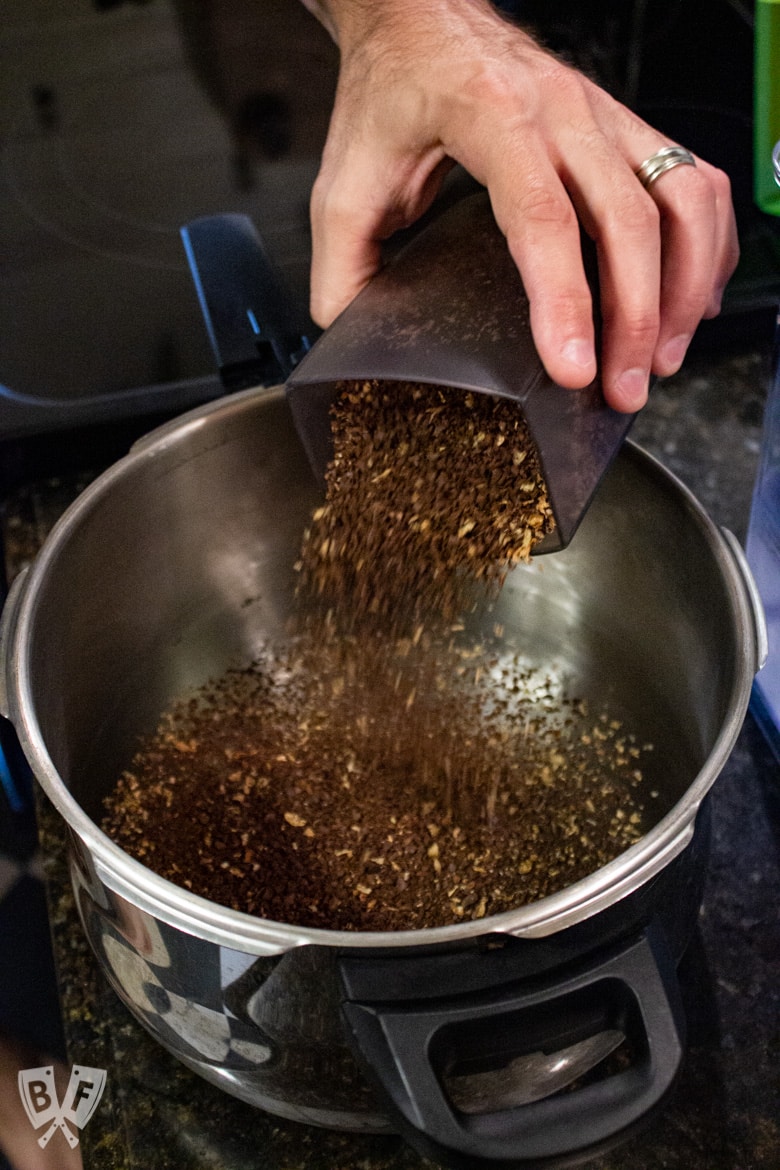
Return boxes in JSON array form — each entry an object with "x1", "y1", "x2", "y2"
[{"x1": 0, "y1": 384, "x2": 766, "y2": 1167}]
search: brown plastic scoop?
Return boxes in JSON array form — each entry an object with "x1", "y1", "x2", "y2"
[{"x1": 286, "y1": 193, "x2": 637, "y2": 553}]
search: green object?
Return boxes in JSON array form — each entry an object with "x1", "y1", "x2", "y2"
[{"x1": 754, "y1": 0, "x2": 780, "y2": 214}]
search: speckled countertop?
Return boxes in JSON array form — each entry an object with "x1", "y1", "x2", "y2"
[{"x1": 8, "y1": 338, "x2": 780, "y2": 1169}]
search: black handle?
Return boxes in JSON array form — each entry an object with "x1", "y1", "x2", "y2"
[
  {"x1": 180, "y1": 214, "x2": 320, "y2": 390},
  {"x1": 340, "y1": 926, "x2": 684, "y2": 1168}
]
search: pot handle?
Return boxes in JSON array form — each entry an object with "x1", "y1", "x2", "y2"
[
  {"x1": 719, "y1": 527, "x2": 769, "y2": 672},
  {"x1": 339, "y1": 925, "x2": 684, "y2": 1168},
  {"x1": 180, "y1": 214, "x2": 320, "y2": 390}
]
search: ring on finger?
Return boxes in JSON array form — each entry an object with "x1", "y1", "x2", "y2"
[{"x1": 635, "y1": 145, "x2": 696, "y2": 191}]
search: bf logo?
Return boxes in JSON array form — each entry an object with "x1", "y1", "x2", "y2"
[{"x1": 18, "y1": 1065, "x2": 107, "y2": 1148}]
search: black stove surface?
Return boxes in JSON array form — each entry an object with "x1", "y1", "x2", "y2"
[{"x1": 0, "y1": 0, "x2": 336, "y2": 418}]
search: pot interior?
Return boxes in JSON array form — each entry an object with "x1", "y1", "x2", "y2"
[{"x1": 22, "y1": 387, "x2": 740, "y2": 837}]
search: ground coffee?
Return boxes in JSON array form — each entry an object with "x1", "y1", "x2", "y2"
[{"x1": 102, "y1": 381, "x2": 651, "y2": 930}]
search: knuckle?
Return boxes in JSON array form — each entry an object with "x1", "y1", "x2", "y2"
[
  {"x1": 670, "y1": 267, "x2": 727, "y2": 329},
  {"x1": 312, "y1": 175, "x2": 385, "y2": 250},
  {"x1": 669, "y1": 292, "x2": 710, "y2": 328},
  {"x1": 536, "y1": 289, "x2": 593, "y2": 328},
  {"x1": 310, "y1": 172, "x2": 352, "y2": 229},
  {"x1": 538, "y1": 59, "x2": 586, "y2": 103},
  {"x1": 309, "y1": 177, "x2": 327, "y2": 225},
  {"x1": 309, "y1": 169, "x2": 338, "y2": 227},
  {"x1": 677, "y1": 170, "x2": 717, "y2": 217},
  {"x1": 610, "y1": 189, "x2": 660, "y2": 237},
  {"x1": 605, "y1": 302, "x2": 659, "y2": 345},
  {"x1": 511, "y1": 182, "x2": 577, "y2": 232},
  {"x1": 468, "y1": 66, "x2": 518, "y2": 112},
  {"x1": 624, "y1": 312, "x2": 660, "y2": 345},
  {"x1": 527, "y1": 292, "x2": 595, "y2": 353}
]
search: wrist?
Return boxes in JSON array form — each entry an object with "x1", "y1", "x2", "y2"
[{"x1": 303, "y1": 0, "x2": 504, "y2": 52}]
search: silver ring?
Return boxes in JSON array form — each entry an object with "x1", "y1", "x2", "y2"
[{"x1": 635, "y1": 145, "x2": 696, "y2": 190}]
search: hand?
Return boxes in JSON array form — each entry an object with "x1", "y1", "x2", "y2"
[{"x1": 305, "y1": 0, "x2": 739, "y2": 412}]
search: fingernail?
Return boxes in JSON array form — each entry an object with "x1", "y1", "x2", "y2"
[
  {"x1": 561, "y1": 338, "x2": 596, "y2": 372},
  {"x1": 615, "y1": 368, "x2": 649, "y2": 411},
  {"x1": 659, "y1": 333, "x2": 691, "y2": 373}
]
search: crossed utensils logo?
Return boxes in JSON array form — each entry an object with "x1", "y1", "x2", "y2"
[{"x1": 18, "y1": 1065, "x2": 106, "y2": 1148}]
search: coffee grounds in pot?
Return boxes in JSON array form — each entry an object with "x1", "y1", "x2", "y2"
[
  {"x1": 101, "y1": 380, "x2": 651, "y2": 930},
  {"x1": 102, "y1": 643, "x2": 649, "y2": 931}
]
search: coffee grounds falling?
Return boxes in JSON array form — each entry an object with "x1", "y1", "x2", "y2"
[
  {"x1": 102, "y1": 380, "x2": 651, "y2": 930},
  {"x1": 296, "y1": 380, "x2": 555, "y2": 628}
]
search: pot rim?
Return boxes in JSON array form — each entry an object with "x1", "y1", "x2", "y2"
[{"x1": 2, "y1": 386, "x2": 761, "y2": 955}]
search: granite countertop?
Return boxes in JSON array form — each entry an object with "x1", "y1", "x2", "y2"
[{"x1": 8, "y1": 340, "x2": 780, "y2": 1169}]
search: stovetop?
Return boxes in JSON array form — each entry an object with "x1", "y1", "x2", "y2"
[{"x1": 0, "y1": 0, "x2": 337, "y2": 428}]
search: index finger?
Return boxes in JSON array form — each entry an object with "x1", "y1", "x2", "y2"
[{"x1": 484, "y1": 139, "x2": 599, "y2": 392}]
